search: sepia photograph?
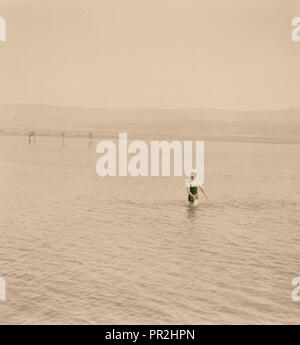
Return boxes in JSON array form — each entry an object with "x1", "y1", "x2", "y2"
[{"x1": 0, "y1": 0, "x2": 300, "y2": 333}]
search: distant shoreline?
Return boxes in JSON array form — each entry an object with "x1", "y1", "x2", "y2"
[
  {"x1": 1, "y1": 132, "x2": 299, "y2": 145},
  {"x1": 1, "y1": 104, "x2": 299, "y2": 145}
]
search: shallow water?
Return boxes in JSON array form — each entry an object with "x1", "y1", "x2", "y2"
[{"x1": 0, "y1": 134, "x2": 300, "y2": 324}]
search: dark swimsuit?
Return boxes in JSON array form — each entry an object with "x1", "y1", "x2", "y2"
[{"x1": 188, "y1": 186, "x2": 198, "y2": 202}]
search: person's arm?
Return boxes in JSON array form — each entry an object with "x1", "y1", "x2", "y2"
[{"x1": 198, "y1": 185, "x2": 208, "y2": 199}]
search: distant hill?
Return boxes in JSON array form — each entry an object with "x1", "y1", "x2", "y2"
[{"x1": 0, "y1": 104, "x2": 299, "y2": 143}]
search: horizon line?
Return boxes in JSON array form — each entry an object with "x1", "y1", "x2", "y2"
[{"x1": 0, "y1": 103, "x2": 300, "y2": 113}]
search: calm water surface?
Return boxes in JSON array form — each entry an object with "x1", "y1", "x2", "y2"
[{"x1": 0, "y1": 135, "x2": 300, "y2": 324}]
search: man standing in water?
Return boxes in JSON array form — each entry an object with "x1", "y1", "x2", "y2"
[{"x1": 186, "y1": 172, "x2": 207, "y2": 205}]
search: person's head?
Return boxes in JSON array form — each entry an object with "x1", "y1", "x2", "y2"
[{"x1": 191, "y1": 172, "x2": 196, "y2": 180}]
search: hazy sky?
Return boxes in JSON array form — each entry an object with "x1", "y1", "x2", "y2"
[{"x1": 0, "y1": 0, "x2": 300, "y2": 109}]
